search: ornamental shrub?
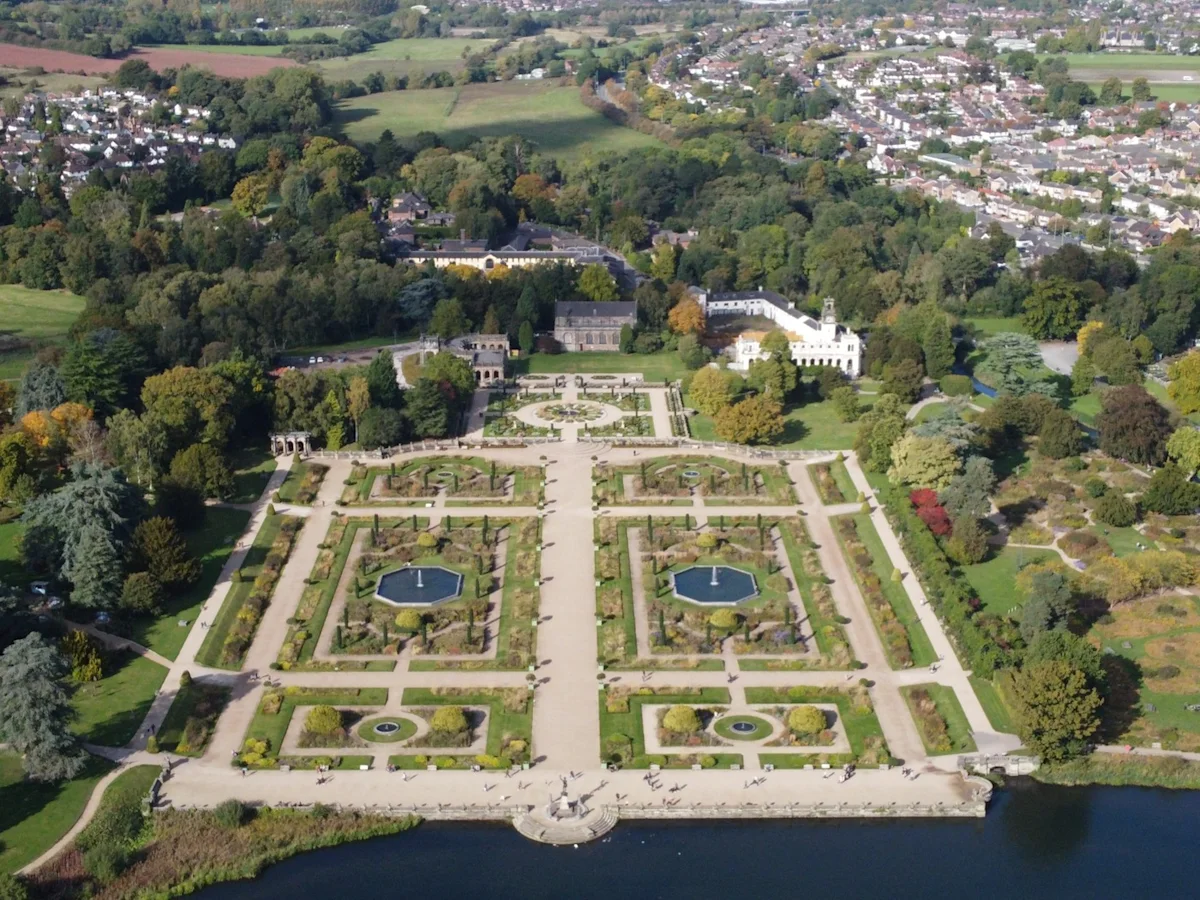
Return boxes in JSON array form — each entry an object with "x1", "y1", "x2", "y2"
[
  {"x1": 305, "y1": 705, "x2": 343, "y2": 735},
  {"x1": 787, "y1": 705, "x2": 826, "y2": 735},
  {"x1": 212, "y1": 799, "x2": 250, "y2": 829},
  {"x1": 417, "y1": 532, "x2": 438, "y2": 549},
  {"x1": 662, "y1": 705, "x2": 701, "y2": 734},
  {"x1": 697, "y1": 532, "x2": 718, "y2": 549},
  {"x1": 1094, "y1": 492, "x2": 1138, "y2": 527},
  {"x1": 709, "y1": 608, "x2": 739, "y2": 630},
  {"x1": 940, "y1": 374, "x2": 973, "y2": 396},
  {"x1": 431, "y1": 706, "x2": 468, "y2": 734},
  {"x1": 395, "y1": 609, "x2": 423, "y2": 631}
]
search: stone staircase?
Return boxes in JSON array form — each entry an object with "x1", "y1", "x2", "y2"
[{"x1": 512, "y1": 806, "x2": 619, "y2": 844}]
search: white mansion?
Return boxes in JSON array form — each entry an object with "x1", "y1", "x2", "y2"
[{"x1": 688, "y1": 288, "x2": 863, "y2": 377}]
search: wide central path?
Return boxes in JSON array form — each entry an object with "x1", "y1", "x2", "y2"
[{"x1": 532, "y1": 445, "x2": 601, "y2": 770}]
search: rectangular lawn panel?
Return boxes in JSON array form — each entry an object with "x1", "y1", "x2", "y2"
[
  {"x1": 519, "y1": 349, "x2": 686, "y2": 381},
  {"x1": 70, "y1": 652, "x2": 168, "y2": 747},
  {"x1": 902, "y1": 683, "x2": 977, "y2": 755},
  {"x1": 970, "y1": 674, "x2": 1017, "y2": 734},
  {"x1": 131, "y1": 506, "x2": 252, "y2": 660},
  {"x1": 599, "y1": 687, "x2": 735, "y2": 768},
  {"x1": 833, "y1": 514, "x2": 937, "y2": 669}
]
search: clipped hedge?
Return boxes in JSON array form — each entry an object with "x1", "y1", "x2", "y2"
[{"x1": 879, "y1": 484, "x2": 1017, "y2": 675}]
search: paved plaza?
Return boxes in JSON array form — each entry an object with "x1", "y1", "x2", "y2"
[{"x1": 29, "y1": 380, "x2": 1018, "y2": 862}]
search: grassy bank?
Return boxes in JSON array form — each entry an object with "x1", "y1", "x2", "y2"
[{"x1": 1034, "y1": 753, "x2": 1200, "y2": 789}]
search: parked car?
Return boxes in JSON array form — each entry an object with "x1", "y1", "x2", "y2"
[
  {"x1": 309, "y1": 356, "x2": 317, "y2": 365},
  {"x1": 31, "y1": 581, "x2": 49, "y2": 596}
]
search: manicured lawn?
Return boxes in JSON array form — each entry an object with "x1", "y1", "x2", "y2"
[
  {"x1": 335, "y1": 81, "x2": 662, "y2": 161},
  {"x1": 0, "y1": 284, "x2": 85, "y2": 381},
  {"x1": 690, "y1": 396, "x2": 874, "y2": 450},
  {"x1": 1069, "y1": 390, "x2": 1102, "y2": 426},
  {"x1": 1060, "y1": 51, "x2": 1200, "y2": 71},
  {"x1": 520, "y1": 349, "x2": 685, "y2": 381},
  {"x1": 70, "y1": 653, "x2": 168, "y2": 747},
  {"x1": 229, "y1": 447, "x2": 278, "y2": 504},
  {"x1": 131, "y1": 507, "x2": 252, "y2": 660},
  {"x1": 157, "y1": 680, "x2": 231, "y2": 756},
  {"x1": 962, "y1": 547, "x2": 1059, "y2": 619},
  {"x1": 598, "y1": 688, "x2": 734, "y2": 768},
  {"x1": 912, "y1": 402, "x2": 948, "y2": 423},
  {"x1": 902, "y1": 683, "x2": 977, "y2": 755},
  {"x1": 244, "y1": 687, "x2": 389, "y2": 767},
  {"x1": 0, "y1": 519, "x2": 26, "y2": 587},
  {"x1": 747, "y1": 686, "x2": 894, "y2": 768},
  {"x1": 962, "y1": 316, "x2": 1026, "y2": 337},
  {"x1": 0, "y1": 752, "x2": 112, "y2": 874},
  {"x1": 971, "y1": 673, "x2": 1017, "y2": 734}
]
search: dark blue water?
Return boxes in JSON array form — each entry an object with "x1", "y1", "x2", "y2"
[{"x1": 197, "y1": 782, "x2": 1197, "y2": 899}]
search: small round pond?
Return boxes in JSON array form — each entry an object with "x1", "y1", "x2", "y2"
[
  {"x1": 375, "y1": 565, "x2": 463, "y2": 606},
  {"x1": 357, "y1": 716, "x2": 417, "y2": 743},
  {"x1": 671, "y1": 565, "x2": 758, "y2": 605},
  {"x1": 714, "y1": 714, "x2": 773, "y2": 741},
  {"x1": 682, "y1": 470, "x2": 701, "y2": 479}
]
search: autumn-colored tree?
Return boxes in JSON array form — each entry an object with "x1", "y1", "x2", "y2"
[
  {"x1": 577, "y1": 264, "x2": 619, "y2": 303},
  {"x1": 668, "y1": 297, "x2": 706, "y2": 335},
  {"x1": 888, "y1": 433, "x2": 961, "y2": 489},
  {"x1": 347, "y1": 376, "x2": 371, "y2": 444},
  {"x1": 650, "y1": 242, "x2": 678, "y2": 282},
  {"x1": 1168, "y1": 351, "x2": 1200, "y2": 414},
  {"x1": 688, "y1": 366, "x2": 734, "y2": 416},
  {"x1": 714, "y1": 395, "x2": 784, "y2": 445},
  {"x1": 231, "y1": 174, "x2": 270, "y2": 218}
]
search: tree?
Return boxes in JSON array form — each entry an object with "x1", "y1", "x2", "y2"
[
  {"x1": 1070, "y1": 354, "x2": 1096, "y2": 397},
  {"x1": 169, "y1": 443, "x2": 234, "y2": 500},
  {"x1": 403, "y1": 381, "x2": 449, "y2": 439},
  {"x1": 429, "y1": 297, "x2": 468, "y2": 339},
  {"x1": 366, "y1": 351, "x2": 403, "y2": 409},
  {"x1": 854, "y1": 394, "x2": 908, "y2": 472},
  {"x1": 70, "y1": 522, "x2": 124, "y2": 609},
  {"x1": 305, "y1": 705, "x2": 343, "y2": 735},
  {"x1": 677, "y1": 334, "x2": 711, "y2": 370},
  {"x1": 0, "y1": 872, "x2": 29, "y2": 900},
  {"x1": 132, "y1": 517, "x2": 199, "y2": 587},
  {"x1": 0, "y1": 634, "x2": 87, "y2": 781},
  {"x1": 662, "y1": 705, "x2": 700, "y2": 733},
  {"x1": 945, "y1": 515, "x2": 989, "y2": 564},
  {"x1": 1022, "y1": 277, "x2": 1085, "y2": 339},
  {"x1": 979, "y1": 332, "x2": 1045, "y2": 395},
  {"x1": 1092, "y1": 338, "x2": 1141, "y2": 386},
  {"x1": 61, "y1": 329, "x2": 149, "y2": 420},
  {"x1": 430, "y1": 705, "x2": 468, "y2": 734},
  {"x1": 518, "y1": 321, "x2": 535, "y2": 355},
  {"x1": 1168, "y1": 352, "x2": 1200, "y2": 414},
  {"x1": 714, "y1": 395, "x2": 784, "y2": 445},
  {"x1": 831, "y1": 386, "x2": 862, "y2": 422},
  {"x1": 922, "y1": 314, "x2": 955, "y2": 380},
  {"x1": 1099, "y1": 76, "x2": 1123, "y2": 104},
  {"x1": 667, "y1": 297, "x2": 705, "y2": 335},
  {"x1": 231, "y1": 174, "x2": 270, "y2": 218},
  {"x1": 940, "y1": 456, "x2": 996, "y2": 520},
  {"x1": 910, "y1": 404, "x2": 979, "y2": 452},
  {"x1": 1038, "y1": 408, "x2": 1082, "y2": 459},
  {"x1": 1094, "y1": 492, "x2": 1138, "y2": 527},
  {"x1": 1025, "y1": 630, "x2": 1105, "y2": 686},
  {"x1": 16, "y1": 360, "x2": 66, "y2": 415},
  {"x1": 1096, "y1": 385, "x2": 1172, "y2": 466},
  {"x1": 689, "y1": 366, "x2": 734, "y2": 416},
  {"x1": 747, "y1": 356, "x2": 797, "y2": 400},
  {"x1": 881, "y1": 358, "x2": 924, "y2": 404},
  {"x1": 1141, "y1": 462, "x2": 1200, "y2": 515},
  {"x1": 346, "y1": 376, "x2": 371, "y2": 444},
  {"x1": 650, "y1": 242, "x2": 678, "y2": 282},
  {"x1": 577, "y1": 264, "x2": 619, "y2": 302},
  {"x1": 1011, "y1": 660, "x2": 1102, "y2": 762},
  {"x1": 888, "y1": 434, "x2": 961, "y2": 489},
  {"x1": 787, "y1": 705, "x2": 826, "y2": 735},
  {"x1": 120, "y1": 571, "x2": 165, "y2": 614},
  {"x1": 1131, "y1": 76, "x2": 1152, "y2": 101},
  {"x1": 141, "y1": 367, "x2": 238, "y2": 453},
  {"x1": 359, "y1": 406, "x2": 407, "y2": 449},
  {"x1": 1167, "y1": 427, "x2": 1200, "y2": 478}
]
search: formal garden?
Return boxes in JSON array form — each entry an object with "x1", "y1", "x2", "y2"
[
  {"x1": 389, "y1": 688, "x2": 533, "y2": 770},
  {"x1": 807, "y1": 456, "x2": 858, "y2": 505},
  {"x1": 901, "y1": 684, "x2": 977, "y2": 755},
  {"x1": 599, "y1": 686, "x2": 742, "y2": 769},
  {"x1": 592, "y1": 456, "x2": 797, "y2": 506},
  {"x1": 745, "y1": 686, "x2": 894, "y2": 769},
  {"x1": 342, "y1": 456, "x2": 545, "y2": 506},
  {"x1": 239, "y1": 686, "x2": 387, "y2": 770},
  {"x1": 275, "y1": 460, "x2": 328, "y2": 505}
]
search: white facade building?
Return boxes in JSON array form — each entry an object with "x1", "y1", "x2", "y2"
[{"x1": 689, "y1": 288, "x2": 863, "y2": 376}]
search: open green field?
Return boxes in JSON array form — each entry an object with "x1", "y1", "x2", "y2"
[
  {"x1": 1060, "y1": 52, "x2": 1200, "y2": 71},
  {"x1": 1083, "y1": 80, "x2": 1200, "y2": 103},
  {"x1": 0, "y1": 519, "x2": 25, "y2": 587},
  {"x1": 335, "y1": 81, "x2": 662, "y2": 160},
  {"x1": 285, "y1": 26, "x2": 349, "y2": 40},
  {"x1": 315, "y1": 37, "x2": 498, "y2": 82},
  {"x1": 962, "y1": 547, "x2": 1059, "y2": 619},
  {"x1": 0, "y1": 67, "x2": 107, "y2": 99},
  {"x1": 131, "y1": 507, "x2": 252, "y2": 660},
  {"x1": 0, "y1": 285, "x2": 85, "y2": 381},
  {"x1": 0, "y1": 752, "x2": 112, "y2": 874},
  {"x1": 70, "y1": 652, "x2": 168, "y2": 747},
  {"x1": 144, "y1": 42, "x2": 286, "y2": 56}
]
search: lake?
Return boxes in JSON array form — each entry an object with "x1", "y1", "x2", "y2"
[{"x1": 198, "y1": 781, "x2": 1189, "y2": 899}]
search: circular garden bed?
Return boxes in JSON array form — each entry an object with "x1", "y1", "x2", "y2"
[
  {"x1": 357, "y1": 716, "x2": 417, "y2": 743},
  {"x1": 713, "y1": 714, "x2": 773, "y2": 741}
]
